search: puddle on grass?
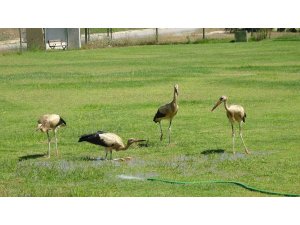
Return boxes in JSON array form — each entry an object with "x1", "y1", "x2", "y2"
[
  {"x1": 219, "y1": 152, "x2": 246, "y2": 161},
  {"x1": 58, "y1": 160, "x2": 75, "y2": 172}
]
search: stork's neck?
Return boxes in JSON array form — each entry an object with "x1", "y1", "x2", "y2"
[
  {"x1": 120, "y1": 142, "x2": 132, "y2": 151},
  {"x1": 223, "y1": 100, "x2": 229, "y2": 111},
  {"x1": 173, "y1": 91, "x2": 178, "y2": 104}
]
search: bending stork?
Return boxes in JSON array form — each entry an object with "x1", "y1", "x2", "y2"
[
  {"x1": 78, "y1": 131, "x2": 145, "y2": 160},
  {"x1": 153, "y1": 84, "x2": 179, "y2": 143},
  {"x1": 36, "y1": 114, "x2": 66, "y2": 158},
  {"x1": 211, "y1": 96, "x2": 250, "y2": 154}
]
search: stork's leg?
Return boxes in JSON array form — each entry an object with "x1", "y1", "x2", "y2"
[
  {"x1": 239, "y1": 122, "x2": 250, "y2": 154},
  {"x1": 159, "y1": 122, "x2": 163, "y2": 141},
  {"x1": 46, "y1": 131, "x2": 51, "y2": 158},
  {"x1": 168, "y1": 119, "x2": 172, "y2": 144},
  {"x1": 54, "y1": 129, "x2": 58, "y2": 156},
  {"x1": 109, "y1": 151, "x2": 113, "y2": 160},
  {"x1": 231, "y1": 123, "x2": 235, "y2": 154},
  {"x1": 104, "y1": 148, "x2": 108, "y2": 160}
]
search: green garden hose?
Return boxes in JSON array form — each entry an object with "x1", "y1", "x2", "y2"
[{"x1": 147, "y1": 177, "x2": 300, "y2": 197}]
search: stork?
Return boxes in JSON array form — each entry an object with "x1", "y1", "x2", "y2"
[
  {"x1": 153, "y1": 84, "x2": 179, "y2": 143},
  {"x1": 78, "y1": 131, "x2": 146, "y2": 160},
  {"x1": 36, "y1": 114, "x2": 66, "y2": 158},
  {"x1": 211, "y1": 96, "x2": 250, "y2": 154}
]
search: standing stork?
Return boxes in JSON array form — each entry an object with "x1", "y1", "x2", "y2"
[
  {"x1": 153, "y1": 84, "x2": 179, "y2": 143},
  {"x1": 36, "y1": 114, "x2": 66, "y2": 158},
  {"x1": 211, "y1": 96, "x2": 250, "y2": 154},
  {"x1": 78, "y1": 131, "x2": 145, "y2": 160}
]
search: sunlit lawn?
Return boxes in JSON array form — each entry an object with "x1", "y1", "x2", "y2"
[{"x1": 0, "y1": 39, "x2": 299, "y2": 196}]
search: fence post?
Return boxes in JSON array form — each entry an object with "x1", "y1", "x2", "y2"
[
  {"x1": 107, "y1": 28, "x2": 112, "y2": 46},
  {"x1": 18, "y1": 28, "x2": 23, "y2": 53},
  {"x1": 203, "y1": 28, "x2": 205, "y2": 39},
  {"x1": 85, "y1": 28, "x2": 88, "y2": 44},
  {"x1": 155, "y1": 28, "x2": 158, "y2": 43}
]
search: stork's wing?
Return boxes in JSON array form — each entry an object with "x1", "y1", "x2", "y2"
[
  {"x1": 228, "y1": 105, "x2": 246, "y2": 122},
  {"x1": 98, "y1": 133, "x2": 124, "y2": 148},
  {"x1": 153, "y1": 103, "x2": 173, "y2": 122},
  {"x1": 78, "y1": 132, "x2": 109, "y2": 147},
  {"x1": 153, "y1": 109, "x2": 166, "y2": 122},
  {"x1": 37, "y1": 114, "x2": 61, "y2": 129},
  {"x1": 158, "y1": 103, "x2": 172, "y2": 114},
  {"x1": 37, "y1": 115, "x2": 51, "y2": 129}
]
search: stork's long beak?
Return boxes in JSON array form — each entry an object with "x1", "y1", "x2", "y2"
[
  {"x1": 211, "y1": 100, "x2": 222, "y2": 111},
  {"x1": 133, "y1": 139, "x2": 146, "y2": 143}
]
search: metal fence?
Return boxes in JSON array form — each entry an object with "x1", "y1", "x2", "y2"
[
  {"x1": 1, "y1": 28, "x2": 300, "y2": 52},
  {"x1": 82, "y1": 28, "x2": 236, "y2": 47}
]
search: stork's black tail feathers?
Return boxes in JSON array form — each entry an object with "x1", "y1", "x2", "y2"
[
  {"x1": 153, "y1": 110, "x2": 165, "y2": 123},
  {"x1": 59, "y1": 117, "x2": 67, "y2": 126},
  {"x1": 78, "y1": 133, "x2": 96, "y2": 142},
  {"x1": 78, "y1": 131, "x2": 107, "y2": 145},
  {"x1": 243, "y1": 113, "x2": 246, "y2": 123}
]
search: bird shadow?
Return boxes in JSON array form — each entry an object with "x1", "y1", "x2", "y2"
[
  {"x1": 137, "y1": 140, "x2": 150, "y2": 148},
  {"x1": 19, "y1": 153, "x2": 46, "y2": 161},
  {"x1": 201, "y1": 149, "x2": 226, "y2": 155},
  {"x1": 80, "y1": 156, "x2": 133, "y2": 162},
  {"x1": 81, "y1": 156, "x2": 106, "y2": 161}
]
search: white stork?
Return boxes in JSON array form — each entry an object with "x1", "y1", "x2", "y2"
[
  {"x1": 36, "y1": 114, "x2": 66, "y2": 158},
  {"x1": 78, "y1": 131, "x2": 145, "y2": 160},
  {"x1": 211, "y1": 96, "x2": 250, "y2": 154},
  {"x1": 153, "y1": 84, "x2": 179, "y2": 143}
]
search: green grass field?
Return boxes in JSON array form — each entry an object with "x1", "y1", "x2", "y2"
[{"x1": 0, "y1": 39, "x2": 300, "y2": 196}]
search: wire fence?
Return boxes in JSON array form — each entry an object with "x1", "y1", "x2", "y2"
[
  {"x1": 1, "y1": 28, "x2": 300, "y2": 52},
  {"x1": 81, "y1": 28, "x2": 235, "y2": 48}
]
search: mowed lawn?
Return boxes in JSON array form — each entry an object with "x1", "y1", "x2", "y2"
[{"x1": 0, "y1": 39, "x2": 299, "y2": 196}]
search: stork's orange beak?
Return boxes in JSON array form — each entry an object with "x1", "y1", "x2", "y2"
[{"x1": 211, "y1": 100, "x2": 222, "y2": 111}]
